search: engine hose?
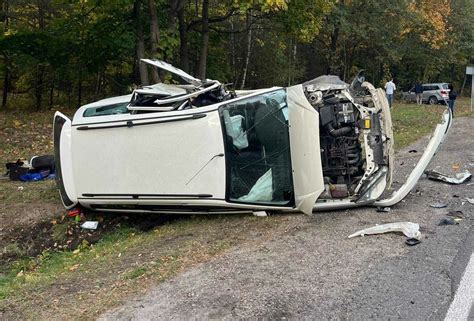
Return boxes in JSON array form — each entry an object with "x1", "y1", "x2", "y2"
[
  {"x1": 347, "y1": 156, "x2": 360, "y2": 165},
  {"x1": 327, "y1": 124, "x2": 352, "y2": 137}
]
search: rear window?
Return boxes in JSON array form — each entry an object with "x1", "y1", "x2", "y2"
[
  {"x1": 83, "y1": 103, "x2": 130, "y2": 117},
  {"x1": 442, "y1": 84, "x2": 449, "y2": 89}
]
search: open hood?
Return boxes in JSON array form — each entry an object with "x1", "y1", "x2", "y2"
[{"x1": 141, "y1": 59, "x2": 203, "y2": 86}]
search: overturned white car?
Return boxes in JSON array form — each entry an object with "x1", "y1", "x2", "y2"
[{"x1": 54, "y1": 60, "x2": 452, "y2": 215}]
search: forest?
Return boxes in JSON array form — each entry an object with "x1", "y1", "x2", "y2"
[{"x1": 0, "y1": 0, "x2": 473, "y2": 111}]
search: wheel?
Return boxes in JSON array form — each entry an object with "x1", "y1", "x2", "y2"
[{"x1": 428, "y1": 96, "x2": 438, "y2": 105}]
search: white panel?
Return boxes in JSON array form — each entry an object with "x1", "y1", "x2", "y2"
[
  {"x1": 71, "y1": 111, "x2": 226, "y2": 198},
  {"x1": 287, "y1": 85, "x2": 325, "y2": 214}
]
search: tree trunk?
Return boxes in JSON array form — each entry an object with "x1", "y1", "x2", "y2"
[
  {"x1": 77, "y1": 67, "x2": 82, "y2": 108},
  {"x1": 240, "y1": 10, "x2": 252, "y2": 89},
  {"x1": 35, "y1": 0, "x2": 46, "y2": 111},
  {"x1": 48, "y1": 80, "x2": 54, "y2": 110},
  {"x1": 2, "y1": 1, "x2": 9, "y2": 109},
  {"x1": 148, "y1": 0, "x2": 161, "y2": 83},
  {"x1": 2, "y1": 64, "x2": 9, "y2": 109},
  {"x1": 134, "y1": 0, "x2": 149, "y2": 85},
  {"x1": 198, "y1": 0, "x2": 209, "y2": 81},
  {"x1": 288, "y1": 41, "x2": 297, "y2": 86},
  {"x1": 178, "y1": 8, "x2": 189, "y2": 72}
]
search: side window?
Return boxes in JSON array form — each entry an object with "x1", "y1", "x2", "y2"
[
  {"x1": 219, "y1": 90, "x2": 294, "y2": 206},
  {"x1": 83, "y1": 103, "x2": 130, "y2": 117}
]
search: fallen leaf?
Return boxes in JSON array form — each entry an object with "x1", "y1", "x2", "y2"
[{"x1": 69, "y1": 264, "x2": 81, "y2": 271}]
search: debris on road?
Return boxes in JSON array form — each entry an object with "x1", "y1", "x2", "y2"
[
  {"x1": 348, "y1": 222, "x2": 421, "y2": 240},
  {"x1": 376, "y1": 207, "x2": 391, "y2": 213},
  {"x1": 80, "y1": 221, "x2": 99, "y2": 230},
  {"x1": 446, "y1": 210, "x2": 465, "y2": 219},
  {"x1": 466, "y1": 198, "x2": 474, "y2": 205},
  {"x1": 424, "y1": 170, "x2": 472, "y2": 185},
  {"x1": 429, "y1": 202, "x2": 448, "y2": 208},
  {"x1": 438, "y1": 217, "x2": 459, "y2": 226},
  {"x1": 68, "y1": 208, "x2": 81, "y2": 217},
  {"x1": 409, "y1": 149, "x2": 418, "y2": 153},
  {"x1": 405, "y1": 238, "x2": 421, "y2": 246}
]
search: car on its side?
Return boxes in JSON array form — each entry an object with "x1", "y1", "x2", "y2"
[
  {"x1": 402, "y1": 83, "x2": 450, "y2": 105},
  {"x1": 54, "y1": 60, "x2": 452, "y2": 215}
]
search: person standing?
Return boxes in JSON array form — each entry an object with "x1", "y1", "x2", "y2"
[
  {"x1": 448, "y1": 84, "x2": 457, "y2": 117},
  {"x1": 415, "y1": 81, "x2": 423, "y2": 105},
  {"x1": 385, "y1": 78, "x2": 396, "y2": 108}
]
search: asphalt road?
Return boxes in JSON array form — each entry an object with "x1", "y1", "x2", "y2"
[{"x1": 101, "y1": 116, "x2": 474, "y2": 320}]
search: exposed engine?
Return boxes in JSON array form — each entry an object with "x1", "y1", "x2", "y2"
[
  {"x1": 304, "y1": 76, "x2": 372, "y2": 199},
  {"x1": 318, "y1": 98, "x2": 365, "y2": 198}
]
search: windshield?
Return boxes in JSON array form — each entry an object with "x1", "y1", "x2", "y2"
[{"x1": 219, "y1": 89, "x2": 294, "y2": 206}]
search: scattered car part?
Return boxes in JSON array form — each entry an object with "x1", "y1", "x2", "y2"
[
  {"x1": 446, "y1": 210, "x2": 464, "y2": 219},
  {"x1": 348, "y1": 222, "x2": 421, "y2": 240},
  {"x1": 438, "y1": 217, "x2": 459, "y2": 226},
  {"x1": 405, "y1": 238, "x2": 421, "y2": 246},
  {"x1": 429, "y1": 202, "x2": 448, "y2": 208},
  {"x1": 376, "y1": 207, "x2": 391, "y2": 213},
  {"x1": 425, "y1": 170, "x2": 472, "y2": 185},
  {"x1": 80, "y1": 221, "x2": 99, "y2": 230}
]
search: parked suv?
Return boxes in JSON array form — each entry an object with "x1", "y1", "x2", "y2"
[{"x1": 403, "y1": 83, "x2": 449, "y2": 105}]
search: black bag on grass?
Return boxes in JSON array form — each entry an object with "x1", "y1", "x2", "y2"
[
  {"x1": 5, "y1": 160, "x2": 29, "y2": 181},
  {"x1": 30, "y1": 155, "x2": 55, "y2": 172}
]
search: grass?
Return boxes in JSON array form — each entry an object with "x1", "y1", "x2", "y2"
[
  {"x1": 0, "y1": 95, "x2": 473, "y2": 318},
  {"x1": 391, "y1": 96, "x2": 473, "y2": 149},
  {"x1": 0, "y1": 215, "x2": 284, "y2": 318}
]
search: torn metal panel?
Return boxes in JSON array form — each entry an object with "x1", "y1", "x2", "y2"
[{"x1": 424, "y1": 170, "x2": 472, "y2": 185}]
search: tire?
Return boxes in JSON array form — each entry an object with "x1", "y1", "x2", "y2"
[{"x1": 428, "y1": 96, "x2": 438, "y2": 105}]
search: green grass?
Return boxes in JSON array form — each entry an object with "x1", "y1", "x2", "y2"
[{"x1": 391, "y1": 97, "x2": 473, "y2": 149}]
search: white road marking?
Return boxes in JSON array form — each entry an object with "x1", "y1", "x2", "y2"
[{"x1": 445, "y1": 252, "x2": 474, "y2": 321}]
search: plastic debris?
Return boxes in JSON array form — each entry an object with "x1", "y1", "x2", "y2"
[
  {"x1": 376, "y1": 207, "x2": 391, "y2": 213},
  {"x1": 80, "y1": 221, "x2": 99, "y2": 230},
  {"x1": 438, "y1": 217, "x2": 459, "y2": 226},
  {"x1": 408, "y1": 149, "x2": 418, "y2": 153},
  {"x1": 348, "y1": 222, "x2": 421, "y2": 240},
  {"x1": 467, "y1": 198, "x2": 474, "y2": 205},
  {"x1": 253, "y1": 211, "x2": 268, "y2": 217},
  {"x1": 430, "y1": 202, "x2": 448, "y2": 208},
  {"x1": 424, "y1": 170, "x2": 472, "y2": 185},
  {"x1": 446, "y1": 210, "x2": 464, "y2": 219},
  {"x1": 405, "y1": 238, "x2": 421, "y2": 246},
  {"x1": 68, "y1": 208, "x2": 81, "y2": 217}
]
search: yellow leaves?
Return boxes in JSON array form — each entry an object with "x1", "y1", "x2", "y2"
[
  {"x1": 236, "y1": 0, "x2": 289, "y2": 12},
  {"x1": 13, "y1": 120, "x2": 22, "y2": 128},
  {"x1": 262, "y1": 0, "x2": 288, "y2": 11},
  {"x1": 405, "y1": 0, "x2": 452, "y2": 49}
]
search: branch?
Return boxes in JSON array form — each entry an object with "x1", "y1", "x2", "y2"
[{"x1": 187, "y1": 8, "x2": 239, "y2": 31}]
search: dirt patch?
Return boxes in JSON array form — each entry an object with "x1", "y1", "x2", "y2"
[{"x1": 0, "y1": 207, "x2": 183, "y2": 265}]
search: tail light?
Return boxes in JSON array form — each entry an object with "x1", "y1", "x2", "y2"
[{"x1": 440, "y1": 90, "x2": 448, "y2": 95}]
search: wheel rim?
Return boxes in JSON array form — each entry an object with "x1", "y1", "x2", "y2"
[{"x1": 429, "y1": 97, "x2": 437, "y2": 105}]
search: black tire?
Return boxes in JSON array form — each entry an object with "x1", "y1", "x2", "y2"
[{"x1": 428, "y1": 96, "x2": 438, "y2": 105}]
